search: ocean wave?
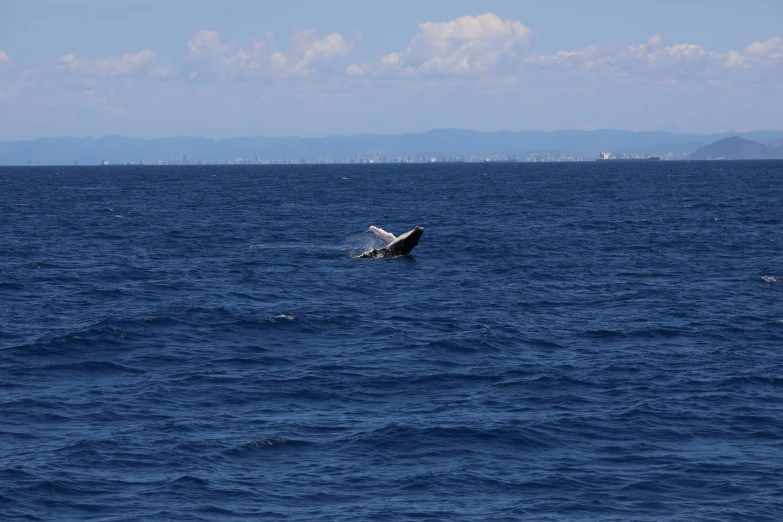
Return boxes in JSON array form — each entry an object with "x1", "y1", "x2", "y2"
[
  {"x1": 246, "y1": 437, "x2": 308, "y2": 448},
  {"x1": 39, "y1": 360, "x2": 145, "y2": 375},
  {"x1": 342, "y1": 424, "x2": 557, "y2": 451}
]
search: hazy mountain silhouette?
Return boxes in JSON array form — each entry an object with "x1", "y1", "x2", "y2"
[
  {"x1": 4, "y1": 129, "x2": 783, "y2": 165},
  {"x1": 657, "y1": 123, "x2": 690, "y2": 134},
  {"x1": 691, "y1": 136, "x2": 783, "y2": 160}
]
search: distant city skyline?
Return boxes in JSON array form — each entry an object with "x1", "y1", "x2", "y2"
[
  {"x1": 1, "y1": 0, "x2": 782, "y2": 140},
  {"x1": 109, "y1": 151, "x2": 679, "y2": 167},
  {"x1": 4, "y1": 128, "x2": 781, "y2": 166}
]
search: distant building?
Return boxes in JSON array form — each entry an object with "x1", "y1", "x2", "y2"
[{"x1": 183, "y1": 154, "x2": 188, "y2": 165}]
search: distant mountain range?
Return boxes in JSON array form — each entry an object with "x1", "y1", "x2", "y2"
[
  {"x1": 692, "y1": 136, "x2": 783, "y2": 160},
  {"x1": 3, "y1": 129, "x2": 783, "y2": 165}
]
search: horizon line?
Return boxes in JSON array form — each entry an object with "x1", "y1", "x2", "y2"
[{"x1": 1, "y1": 128, "x2": 773, "y2": 143}]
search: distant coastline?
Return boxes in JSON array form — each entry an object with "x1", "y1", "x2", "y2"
[{"x1": 2, "y1": 129, "x2": 783, "y2": 166}]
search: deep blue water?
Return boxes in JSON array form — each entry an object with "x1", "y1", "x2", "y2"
[{"x1": 2, "y1": 162, "x2": 783, "y2": 521}]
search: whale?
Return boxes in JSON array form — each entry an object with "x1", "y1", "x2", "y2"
[{"x1": 359, "y1": 226, "x2": 424, "y2": 258}]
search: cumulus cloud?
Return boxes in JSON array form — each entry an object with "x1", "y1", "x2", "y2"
[
  {"x1": 525, "y1": 35, "x2": 724, "y2": 78},
  {"x1": 0, "y1": 50, "x2": 9, "y2": 63},
  {"x1": 345, "y1": 63, "x2": 371, "y2": 77},
  {"x1": 626, "y1": 35, "x2": 711, "y2": 65},
  {"x1": 94, "y1": 50, "x2": 155, "y2": 76},
  {"x1": 349, "y1": 13, "x2": 535, "y2": 77},
  {"x1": 525, "y1": 45, "x2": 604, "y2": 69},
  {"x1": 55, "y1": 53, "x2": 89, "y2": 72},
  {"x1": 188, "y1": 30, "x2": 232, "y2": 57},
  {"x1": 55, "y1": 50, "x2": 154, "y2": 76},
  {"x1": 184, "y1": 28, "x2": 357, "y2": 79},
  {"x1": 725, "y1": 36, "x2": 783, "y2": 68},
  {"x1": 527, "y1": 34, "x2": 783, "y2": 80},
  {"x1": 185, "y1": 29, "x2": 278, "y2": 79},
  {"x1": 286, "y1": 29, "x2": 355, "y2": 76}
]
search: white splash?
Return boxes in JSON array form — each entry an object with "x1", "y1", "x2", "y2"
[{"x1": 345, "y1": 232, "x2": 384, "y2": 257}]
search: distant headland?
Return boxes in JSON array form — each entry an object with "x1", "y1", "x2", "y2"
[
  {"x1": 3, "y1": 129, "x2": 783, "y2": 166},
  {"x1": 691, "y1": 136, "x2": 783, "y2": 160}
]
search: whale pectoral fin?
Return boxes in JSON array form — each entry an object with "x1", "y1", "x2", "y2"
[{"x1": 369, "y1": 226, "x2": 396, "y2": 244}]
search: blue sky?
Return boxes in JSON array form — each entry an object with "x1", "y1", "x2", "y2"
[{"x1": 0, "y1": 0, "x2": 781, "y2": 140}]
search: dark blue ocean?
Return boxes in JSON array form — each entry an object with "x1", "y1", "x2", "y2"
[{"x1": 2, "y1": 162, "x2": 783, "y2": 521}]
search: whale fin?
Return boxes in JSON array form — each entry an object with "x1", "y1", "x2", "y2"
[{"x1": 369, "y1": 226, "x2": 396, "y2": 244}]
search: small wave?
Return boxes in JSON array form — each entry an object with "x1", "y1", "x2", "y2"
[
  {"x1": 762, "y1": 275, "x2": 780, "y2": 284},
  {"x1": 196, "y1": 505, "x2": 240, "y2": 516},
  {"x1": 344, "y1": 424, "x2": 555, "y2": 451},
  {"x1": 168, "y1": 475, "x2": 209, "y2": 488},
  {"x1": 247, "y1": 242, "x2": 326, "y2": 250},
  {"x1": 246, "y1": 437, "x2": 302, "y2": 448},
  {"x1": 425, "y1": 339, "x2": 495, "y2": 354},
  {"x1": 43, "y1": 361, "x2": 145, "y2": 375},
  {"x1": 256, "y1": 314, "x2": 296, "y2": 325}
]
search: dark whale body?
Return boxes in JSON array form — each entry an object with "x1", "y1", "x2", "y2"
[{"x1": 359, "y1": 226, "x2": 424, "y2": 258}]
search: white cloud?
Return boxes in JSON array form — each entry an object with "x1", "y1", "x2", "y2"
[
  {"x1": 186, "y1": 29, "x2": 275, "y2": 79},
  {"x1": 188, "y1": 30, "x2": 232, "y2": 57},
  {"x1": 525, "y1": 35, "x2": 722, "y2": 78},
  {"x1": 525, "y1": 45, "x2": 603, "y2": 69},
  {"x1": 55, "y1": 53, "x2": 89, "y2": 72},
  {"x1": 356, "y1": 13, "x2": 535, "y2": 76},
  {"x1": 184, "y1": 28, "x2": 356, "y2": 79},
  {"x1": 286, "y1": 30, "x2": 355, "y2": 76},
  {"x1": 0, "y1": 50, "x2": 9, "y2": 63},
  {"x1": 55, "y1": 50, "x2": 154, "y2": 76},
  {"x1": 269, "y1": 52, "x2": 287, "y2": 69},
  {"x1": 345, "y1": 63, "x2": 370, "y2": 77},
  {"x1": 627, "y1": 35, "x2": 710, "y2": 65},
  {"x1": 725, "y1": 37, "x2": 783, "y2": 68},
  {"x1": 0, "y1": 89, "x2": 12, "y2": 100},
  {"x1": 94, "y1": 50, "x2": 155, "y2": 76}
]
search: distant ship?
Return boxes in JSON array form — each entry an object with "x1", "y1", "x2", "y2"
[
  {"x1": 101, "y1": 159, "x2": 109, "y2": 165},
  {"x1": 596, "y1": 151, "x2": 660, "y2": 162}
]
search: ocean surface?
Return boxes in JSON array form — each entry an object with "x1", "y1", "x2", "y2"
[{"x1": 2, "y1": 161, "x2": 783, "y2": 521}]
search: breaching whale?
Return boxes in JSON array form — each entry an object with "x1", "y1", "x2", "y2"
[{"x1": 359, "y1": 226, "x2": 424, "y2": 258}]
